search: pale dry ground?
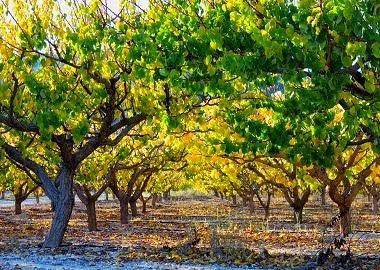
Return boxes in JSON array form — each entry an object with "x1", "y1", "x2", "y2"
[{"x1": 0, "y1": 193, "x2": 379, "y2": 269}]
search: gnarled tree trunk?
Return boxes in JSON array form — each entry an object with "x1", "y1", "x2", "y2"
[{"x1": 43, "y1": 166, "x2": 75, "y2": 248}]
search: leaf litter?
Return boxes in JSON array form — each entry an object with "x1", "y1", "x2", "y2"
[{"x1": 0, "y1": 194, "x2": 379, "y2": 269}]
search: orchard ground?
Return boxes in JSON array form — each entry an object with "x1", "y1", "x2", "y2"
[{"x1": 0, "y1": 192, "x2": 380, "y2": 270}]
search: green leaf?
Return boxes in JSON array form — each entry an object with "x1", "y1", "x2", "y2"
[
  {"x1": 72, "y1": 119, "x2": 89, "y2": 143},
  {"x1": 371, "y1": 42, "x2": 380, "y2": 58}
]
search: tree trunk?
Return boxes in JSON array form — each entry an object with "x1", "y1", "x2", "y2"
[
  {"x1": 372, "y1": 195, "x2": 379, "y2": 213},
  {"x1": 105, "y1": 189, "x2": 109, "y2": 201},
  {"x1": 86, "y1": 199, "x2": 97, "y2": 232},
  {"x1": 130, "y1": 200, "x2": 138, "y2": 217},
  {"x1": 293, "y1": 207, "x2": 303, "y2": 224},
  {"x1": 50, "y1": 201, "x2": 55, "y2": 212},
  {"x1": 241, "y1": 196, "x2": 248, "y2": 207},
  {"x1": 163, "y1": 190, "x2": 170, "y2": 201},
  {"x1": 120, "y1": 199, "x2": 129, "y2": 224},
  {"x1": 142, "y1": 199, "x2": 147, "y2": 213},
  {"x1": 35, "y1": 190, "x2": 40, "y2": 204},
  {"x1": 15, "y1": 198, "x2": 22, "y2": 215},
  {"x1": 339, "y1": 205, "x2": 351, "y2": 236},
  {"x1": 42, "y1": 167, "x2": 75, "y2": 248},
  {"x1": 140, "y1": 195, "x2": 152, "y2": 213},
  {"x1": 1, "y1": 190, "x2": 4, "y2": 200},
  {"x1": 247, "y1": 196, "x2": 255, "y2": 213},
  {"x1": 320, "y1": 186, "x2": 326, "y2": 206},
  {"x1": 264, "y1": 206, "x2": 270, "y2": 220},
  {"x1": 152, "y1": 193, "x2": 158, "y2": 207},
  {"x1": 232, "y1": 194, "x2": 237, "y2": 205}
]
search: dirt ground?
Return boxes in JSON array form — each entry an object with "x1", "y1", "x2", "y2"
[{"x1": 0, "y1": 194, "x2": 379, "y2": 269}]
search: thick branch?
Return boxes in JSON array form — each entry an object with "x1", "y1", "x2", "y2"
[
  {"x1": 2, "y1": 143, "x2": 58, "y2": 200},
  {"x1": 0, "y1": 114, "x2": 39, "y2": 133}
]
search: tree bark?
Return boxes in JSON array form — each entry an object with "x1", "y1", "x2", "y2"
[
  {"x1": 130, "y1": 200, "x2": 138, "y2": 217},
  {"x1": 35, "y1": 190, "x2": 40, "y2": 204},
  {"x1": 163, "y1": 189, "x2": 170, "y2": 201},
  {"x1": 86, "y1": 198, "x2": 97, "y2": 232},
  {"x1": 14, "y1": 188, "x2": 24, "y2": 215},
  {"x1": 368, "y1": 184, "x2": 380, "y2": 214},
  {"x1": 339, "y1": 205, "x2": 351, "y2": 236},
  {"x1": 74, "y1": 175, "x2": 112, "y2": 232},
  {"x1": 12, "y1": 183, "x2": 39, "y2": 215},
  {"x1": 232, "y1": 194, "x2": 237, "y2": 205},
  {"x1": 264, "y1": 206, "x2": 270, "y2": 220},
  {"x1": 142, "y1": 199, "x2": 147, "y2": 213},
  {"x1": 247, "y1": 196, "x2": 255, "y2": 213},
  {"x1": 372, "y1": 194, "x2": 379, "y2": 213},
  {"x1": 320, "y1": 186, "x2": 326, "y2": 206},
  {"x1": 140, "y1": 195, "x2": 152, "y2": 213},
  {"x1": 42, "y1": 166, "x2": 75, "y2": 248},
  {"x1": 50, "y1": 201, "x2": 55, "y2": 212},
  {"x1": 293, "y1": 207, "x2": 303, "y2": 224},
  {"x1": 120, "y1": 198, "x2": 129, "y2": 224},
  {"x1": 15, "y1": 199, "x2": 22, "y2": 215},
  {"x1": 281, "y1": 185, "x2": 310, "y2": 224},
  {"x1": 241, "y1": 196, "x2": 248, "y2": 207},
  {"x1": 152, "y1": 193, "x2": 158, "y2": 207}
]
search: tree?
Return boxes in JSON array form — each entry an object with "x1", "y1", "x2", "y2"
[
  {"x1": 109, "y1": 135, "x2": 187, "y2": 223},
  {"x1": 147, "y1": 0, "x2": 379, "y2": 168},
  {"x1": 0, "y1": 1, "x2": 152, "y2": 247},
  {"x1": 251, "y1": 159, "x2": 314, "y2": 224},
  {"x1": 236, "y1": 166, "x2": 274, "y2": 219},
  {"x1": 73, "y1": 151, "x2": 114, "y2": 231},
  {"x1": 365, "y1": 158, "x2": 380, "y2": 213},
  {"x1": 308, "y1": 143, "x2": 379, "y2": 235},
  {"x1": 367, "y1": 183, "x2": 380, "y2": 213},
  {"x1": 146, "y1": 0, "x2": 379, "y2": 232},
  {"x1": 0, "y1": 160, "x2": 40, "y2": 215}
]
